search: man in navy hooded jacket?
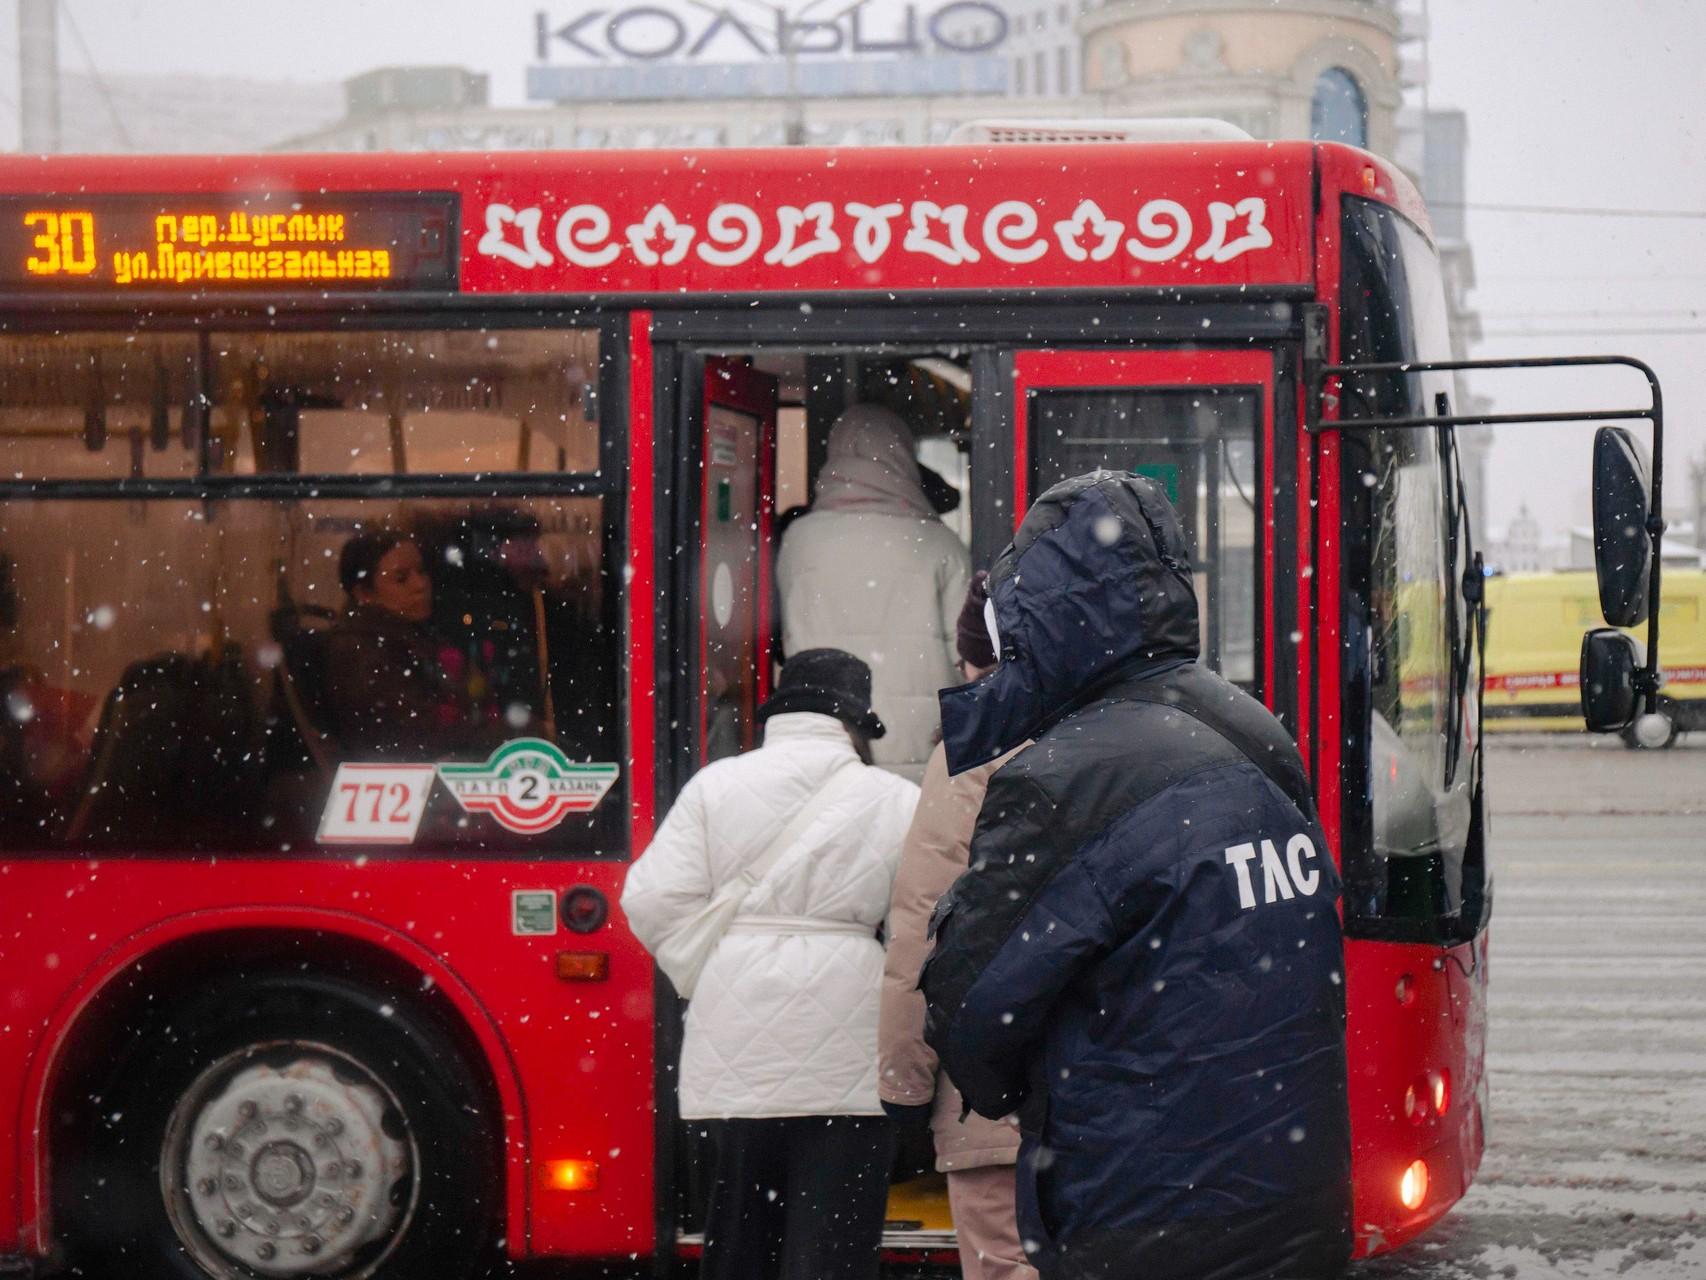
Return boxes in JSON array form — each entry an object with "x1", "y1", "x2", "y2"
[{"x1": 920, "y1": 471, "x2": 1352, "y2": 1280}]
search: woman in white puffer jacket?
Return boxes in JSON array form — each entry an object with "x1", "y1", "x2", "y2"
[
  {"x1": 776, "y1": 404, "x2": 970, "y2": 781},
  {"x1": 621, "y1": 649, "x2": 919, "y2": 1280}
]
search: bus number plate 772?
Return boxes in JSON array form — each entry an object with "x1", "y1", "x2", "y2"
[{"x1": 317, "y1": 763, "x2": 439, "y2": 845}]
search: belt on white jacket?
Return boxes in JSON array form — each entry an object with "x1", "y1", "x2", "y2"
[{"x1": 726, "y1": 915, "x2": 876, "y2": 938}]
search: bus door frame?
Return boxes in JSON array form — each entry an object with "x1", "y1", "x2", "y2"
[
  {"x1": 998, "y1": 345, "x2": 1302, "y2": 736},
  {"x1": 649, "y1": 341, "x2": 787, "y2": 1259},
  {"x1": 695, "y1": 356, "x2": 779, "y2": 762}
]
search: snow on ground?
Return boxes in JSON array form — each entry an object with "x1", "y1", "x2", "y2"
[{"x1": 1357, "y1": 734, "x2": 1706, "y2": 1279}]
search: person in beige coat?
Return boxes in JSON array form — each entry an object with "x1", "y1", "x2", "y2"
[
  {"x1": 775, "y1": 403, "x2": 970, "y2": 781},
  {"x1": 878, "y1": 572, "x2": 1037, "y2": 1280}
]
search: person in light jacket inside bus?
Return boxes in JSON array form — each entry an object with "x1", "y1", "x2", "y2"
[
  {"x1": 878, "y1": 571, "x2": 1037, "y2": 1280},
  {"x1": 621, "y1": 649, "x2": 920, "y2": 1280},
  {"x1": 776, "y1": 404, "x2": 970, "y2": 781}
]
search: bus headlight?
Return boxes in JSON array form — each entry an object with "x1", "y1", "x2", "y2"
[
  {"x1": 1399, "y1": 1159, "x2": 1429, "y2": 1211},
  {"x1": 1405, "y1": 1068, "x2": 1450, "y2": 1123}
]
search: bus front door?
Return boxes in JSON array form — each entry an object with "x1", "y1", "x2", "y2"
[{"x1": 1010, "y1": 348, "x2": 1279, "y2": 710}]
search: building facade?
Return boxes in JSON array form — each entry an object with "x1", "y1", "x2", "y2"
[
  {"x1": 1082, "y1": 0, "x2": 1402, "y2": 153},
  {"x1": 279, "y1": 1, "x2": 1414, "y2": 157}
]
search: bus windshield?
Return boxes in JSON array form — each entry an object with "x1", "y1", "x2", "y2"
[
  {"x1": 1339, "y1": 196, "x2": 1474, "y2": 934},
  {"x1": 1030, "y1": 386, "x2": 1260, "y2": 690},
  {"x1": 0, "y1": 328, "x2": 625, "y2": 855}
]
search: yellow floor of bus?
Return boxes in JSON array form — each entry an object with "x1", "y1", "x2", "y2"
[{"x1": 884, "y1": 1172, "x2": 954, "y2": 1231}]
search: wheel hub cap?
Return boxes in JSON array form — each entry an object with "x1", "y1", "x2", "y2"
[
  {"x1": 251, "y1": 1142, "x2": 316, "y2": 1208},
  {"x1": 166, "y1": 1051, "x2": 413, "y2": 1278}
]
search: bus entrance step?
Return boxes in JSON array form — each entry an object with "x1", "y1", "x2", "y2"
[{"x1": 676, "y1": 1228, "x2": 959, "y2": 1251}]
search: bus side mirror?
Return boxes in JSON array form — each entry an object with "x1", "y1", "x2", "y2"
[
  {"x1": 1580, "y1": 628, "x2": 1640, "y2": 731},
  {"x1": 1591, "y1": 426, "x2": 1653, "y2": 627}
]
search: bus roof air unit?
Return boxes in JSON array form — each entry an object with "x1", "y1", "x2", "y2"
[{"x1": 946, "y1": 117, "x2": 1255, "y2": 145}]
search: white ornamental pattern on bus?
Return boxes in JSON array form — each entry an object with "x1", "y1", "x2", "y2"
[{"x1": 477, "y1": 195, "x2": 1273, "y2": 272}]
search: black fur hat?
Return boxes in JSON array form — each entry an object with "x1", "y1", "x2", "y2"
[{"x1": 756, "y1": 648, "x2": 886, "y2": 739}]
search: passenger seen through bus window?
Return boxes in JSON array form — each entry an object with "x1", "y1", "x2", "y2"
[
  {"x1": 775, "y1": 405, "x2": 970, "y2": 781},
  {"x1": 415, "y1": 508, "x2": 551, "y2": 741},
  {"x1": 322, "y1": 531, "x2": 482, "y2": 761}
]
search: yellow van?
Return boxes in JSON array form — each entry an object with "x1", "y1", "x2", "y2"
[{"x1": 1482, "y1": 569, "x2": 1706, "y2": 746}]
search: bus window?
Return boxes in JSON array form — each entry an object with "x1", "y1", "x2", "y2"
[
  {"x1": 1031, "y1": 386, "x2": 1259, "y2": 688},
  {"x1": 0, "y1": 495, "x2": 621, "y2": 854},
  {"x1": 206, "y1": 329, "x2": 602, "y2": 476},
  {"x1": 0, "y1": 331, "x2": 623, "y2": 856},
  {"x1": 1368, "y1": 432, "x2": 1451, "y2": 799},
  {"x1": 1340, "y1": 196, "x2": 1474, "y2": 934},
  {"x1": 0, "y1": 335, "x2": 202, "y2": 480},
  {"x1": 298, "y1": 410, "x2": 397, "y2": 474}
]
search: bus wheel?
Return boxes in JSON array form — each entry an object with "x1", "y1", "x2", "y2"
[{"x1": 60, "y1": 973, "x2": 498, "y2": 1280}]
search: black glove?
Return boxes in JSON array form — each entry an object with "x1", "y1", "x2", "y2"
[
  {"x1": 881, "y1": 1100, "x2": 934, "y2": 1128},
  {"x1": 884, "y1": 1102, "x2": 938, "y2": 1183}
]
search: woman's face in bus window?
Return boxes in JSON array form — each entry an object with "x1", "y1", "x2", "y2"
[{"x1": 358, "y1": 540, "x2": 432, "y2": 623}]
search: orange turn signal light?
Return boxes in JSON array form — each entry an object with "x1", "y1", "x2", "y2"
[
  {"x1": 555, "y1": 951, "x2": 609, "y2": 982},
  {"x1": 1398, "y1": 1159, "x2": 1429, "y2": 1211},
  {"x1": 544, "y1": 1159, "x2": 600, "y2": 1192}
]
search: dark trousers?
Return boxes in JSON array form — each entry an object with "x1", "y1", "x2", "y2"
[{"x1": 700, "y1": 1115, "x2": 895, "y2": 1280}]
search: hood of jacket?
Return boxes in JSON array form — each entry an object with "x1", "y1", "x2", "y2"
[
  {"x1": 940, "y1": 471, "x2": 1199, "y2": 774},
  {"x1": 812, "y1": 403, "x2": 935, "y2": 519}
]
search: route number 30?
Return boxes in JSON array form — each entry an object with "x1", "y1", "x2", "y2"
[
  {"x1": 23, "y1": 209, "x2": 97, "y2": 276},
  {"x1": 316, "y1": 763, "x2": 438, "y2": 845}
]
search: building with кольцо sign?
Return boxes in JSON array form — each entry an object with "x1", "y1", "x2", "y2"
[
  {"x1": 278, "y1": 1, "x2": 1412, "y2": 153},
  {"x1": 12, "y1": 2, "x2": 1440, "y2": 180}
]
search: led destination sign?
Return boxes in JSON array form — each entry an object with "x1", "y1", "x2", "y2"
[{"x1": 0, "y1": 193, "x2": 457, "y2": 291}]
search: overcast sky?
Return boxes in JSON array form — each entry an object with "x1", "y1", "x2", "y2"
[{"x1": 1, "y1": 0, "x2": 1702, "y2": 540}]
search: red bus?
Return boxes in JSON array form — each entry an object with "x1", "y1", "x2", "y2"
[{"x1": 0, "y1": 137, "x2": 1666, "y2": 1278}]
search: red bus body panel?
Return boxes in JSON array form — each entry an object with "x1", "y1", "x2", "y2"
[
  {"x1": 0, "y1": 860, "x2": 657, "y2": 1259},
  {"x1": 1343, "y1": 934, "x2": 1489, "y2": 1254}
]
